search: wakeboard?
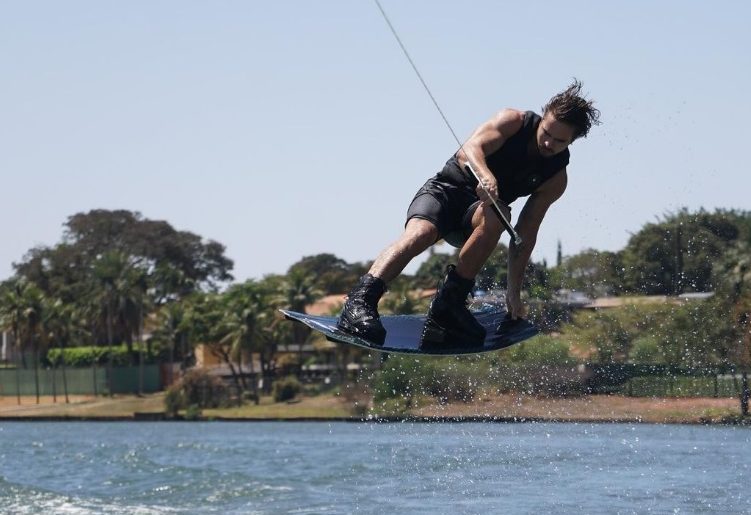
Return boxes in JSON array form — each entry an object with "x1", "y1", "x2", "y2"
[{"x1": 280, "y1": 307, "x2": 538, "y2": 355}]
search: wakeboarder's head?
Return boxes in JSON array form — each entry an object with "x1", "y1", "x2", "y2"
[{"x1": 537, "y1": 79, "x2": 601, "y2": 157}]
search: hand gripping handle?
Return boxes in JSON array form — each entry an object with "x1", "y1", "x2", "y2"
[{"x1": 463, "y1": 161, "x2": 522, "y2": 245}]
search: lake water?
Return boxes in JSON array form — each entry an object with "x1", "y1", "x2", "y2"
[{"x1": 0, "y1": 421, "x2": 749, "y2": 514}]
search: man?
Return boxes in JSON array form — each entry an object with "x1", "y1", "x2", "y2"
[{"x1": 337, "y1": 80, "x2": 600, "y2": 347}]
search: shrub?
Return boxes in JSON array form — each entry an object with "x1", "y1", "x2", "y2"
[
  {"x1": 373, "y1": 352, "x2": 588, "y2": 402},
  {"x1": 340, "y1": 381, "x2": 372, "y2": 417},
  {"x1": 164, "y1": 387, "x2": 184, "y2": 417},
  {"x1": 273, "y1": 375, "x2": 302, "y2": 402},
  {"x1": 629, "y1": 336, "x2": 663, "y2": 364},
  {"x1": 426, "y1": 363, "x2": 478, "y2": 403},
  {"x1": 184, "y1": 404, "x2": 203, "y2": 421},
  {"x1": 492, "y1": 364, "x2": 585, "y2": 397},
  {"x1": 373, "y1": 356, "x2": 481, "y2": 403},
  {"x1": 164, "y1": 368, "x2": 229, "y2": 416},
  {"x1": 46, "y1": 343, "x2": 160, "y2": 367},
  {"x1": 372, "y1": 357, "x2": 428, "y2": 402},
  {"x1": 503, "y1": 335, "x2": 577, "y2": 366},
  {"x1": 47, "y1": 345, "x2": 124, "y2": 367}
]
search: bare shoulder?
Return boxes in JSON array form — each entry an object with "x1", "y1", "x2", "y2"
[
  {"x1": 464, "y1": 108, "x2": 525, "y2": 157},
  {"x1": 491, "y1": 108, "x2": 525, "y2": 132}
]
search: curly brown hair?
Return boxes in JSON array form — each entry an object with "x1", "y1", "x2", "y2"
[{"x1": 542, "y1": 79, "x2": 601, "y2": 140}]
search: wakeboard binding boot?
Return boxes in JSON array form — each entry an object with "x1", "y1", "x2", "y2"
[
  {"x1": 422, "y1": 265, "x2": 486, "y2": 347},
  {"x1": 337, "y1": 273, "x2": 387, "y2": 346}
]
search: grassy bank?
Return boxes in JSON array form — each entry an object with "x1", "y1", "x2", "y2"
[
  {"x1": 0, "y1": 393, "x2": 166, "y2": 419},
  {"x1": 1, "y1": 392, "x2": 746, "y2": 424},
  {"x1": 202, "y1": 395, "x2": 355, "y2": 420}
]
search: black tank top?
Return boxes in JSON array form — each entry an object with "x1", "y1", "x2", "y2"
[{"x1": 443, "y1": 111, "x2": 569, "y2": 204}]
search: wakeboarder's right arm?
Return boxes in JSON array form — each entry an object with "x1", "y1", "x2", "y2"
[
  {"x1": 456, "y1": 108, "x2": 525, "y2": 204},
  {"x1": 506, "y1": 169, "x2": 568, "y2": 319}
]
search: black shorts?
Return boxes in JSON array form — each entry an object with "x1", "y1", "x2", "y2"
[{"x1": 406, "y1": 157, "x2": 482, "y2": 248}]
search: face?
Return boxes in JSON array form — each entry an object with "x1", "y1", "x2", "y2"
[{"x1": 536, "y1": 113, "x2": 576, "y2": 157}]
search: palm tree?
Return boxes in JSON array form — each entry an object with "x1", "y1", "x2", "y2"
[
  {"x1": 255, "y1": 307, "x2": 285, "y2": 396},
  {"x1": 75, "y1": 300, "x2": 101, "y2": 395},
  {"x1": 218, "y1": 282, "x2": 269, "y2": 403},
  {"x1": 259, "y1": 309, "x2": 293, "y2": 392},
  {"x1": 217, "y1": 310, "x2": 250, "y2": 398},
  {"x1": 150, "y1": 263, "x2": 196, "y2": 304},
  {"x1": 42, "y1": 298, "x2": 82, "y2": 404},
  {"x1": 0, "y1": 279, "x2": 27, "y2": 405},
  {"x1": 23, "y1": 283, "x2": 46, "y2": 405},
  {"x1": 148, "y1": 266, "x2": 195, "y2": 387},
  {"x1": 91, "y1": 252, "x2": 123, "y2": 395},
  {"x1": 0, "y1": 279, "x2": 46, "y2": 404},
  {"x1": 118, "y1": 266, "x2": 149, "y2": 396},
  {"x1": 380, "y1": 281, "x2": 421, "y2": 316},
  {"x1": 183, "y1": 292, "x2": 246, "y2": 397},
  {"x1": 90, "y1": 251, "x2": 149, "y2": 395},
  {"x1": 152, "y1": 300, "x2": 187, "y2": 387},
  {"x1": 275, "y1": 269, "x2": 323, "y2": 371}
]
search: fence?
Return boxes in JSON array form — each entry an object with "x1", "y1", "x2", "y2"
[
  {"x1": 581, "y1": 364, "x2": 746, "y2": 397},
  {"x1": 0, "y1": 365, "x2": 161, "y2": 396},
  {"x1": 491, "y1": 365, "x2": 747, "y2": 398},
  {"x1": 622, "y1": 375, "x2": 744, "y2": 398}
]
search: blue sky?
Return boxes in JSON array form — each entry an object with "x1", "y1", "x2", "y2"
[{"x1": 1, "y1": 1, "x2": 749, "y2": 283}]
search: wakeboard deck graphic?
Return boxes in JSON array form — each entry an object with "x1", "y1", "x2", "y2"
[{"x1": 280, "y1": 307, "x2": 538, "y2": 355}]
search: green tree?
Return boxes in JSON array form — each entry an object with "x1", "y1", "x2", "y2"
[
  {"x1": 0, "y1": 278, "x2": 28, "y2": 404},
  {"x1": 713, "y1": 242, "x2": 751, "y2": 415},
  {"x1": 650, "y1": 301, "x2": 729, "y2": 367},
  {"x1": 274, "y1": 269, "x2": 323, "y2": 370},
  {"x1": 218, "y1": 281, "x2": 276, "y2": 401},
  {"x1": 21, "y1": 281, "x2": 45, "y2": 404},
  {"x1": 561, "y1": 301, "x2": 732, "y2": 368},
  {"x1": 621, "y1": 208, "x2": 749, "y2": 294},
  {"x1": 0, "y1": 279, "x2": 46, "y2": 403},
  {"x1": 14, "y1": 209, "x2": 234, "y2": 314},
  {"x1": 90, "y1": 251, "x2": 150, "y2": 393},
  {"x1": 503, "y1": 334, "x2": 577, "y2": 366},
  {"x1": 474, "y1": 245, "x2": 509, "y2": 291},
  {"x1": 150, "y1": 263, "x2": 197, "y2": 304},
  {"x1": 151, "y1": 300, "x2": 189, "y2": 386},
  {"x1": 40, "y1": 298, "x2": 87, "y2": 404},
  {"x1": 561, "y1": 308, "x2": 634, "y2": 364},
  {"x1": 287, "y1": 253, "x2": 367, "y2": 294},
  {"x1": 276, "y1": 269, "x2": 323, "y2": 313},
  {"x1": 380, "y1": 281, "x2": 422, "y2": 315},
  {"x1": 555, "y1": 248, "x2": 623, "y2": 297},
  {"x1": 414, "y1": 250, "x2": 455, "y2": 288},
  {"x1": 524, "y1": 258, "x2": 555, "y2": 301},
  {"x1": 183, "y1": 292, "x2": 247, "y2": 395},
  {"x1": 62, "y1": 209, "x2": 233, "y2": 290}
]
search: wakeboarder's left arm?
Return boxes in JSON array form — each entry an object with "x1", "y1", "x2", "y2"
[{"x1": 506, "y1": 169, "x2": 568, "y2": 319}]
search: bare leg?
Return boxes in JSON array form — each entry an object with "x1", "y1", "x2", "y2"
[
  {"x1": 456, "y1": 202, "x2": 508, "y2": 279},
  {"x1": 369, "y1": 218, "x2": 439, "y2": 283},
  {"x1": 422, "y1": 206, "x2": 501, "y2": 345}
]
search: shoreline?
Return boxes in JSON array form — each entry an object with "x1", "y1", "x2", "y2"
[
  {"x1": 1, "y1": 392, "x2": 748, "y2": 425},
  {"x1": 0, "y1": 415, "x2": 748, "y2": 426}
]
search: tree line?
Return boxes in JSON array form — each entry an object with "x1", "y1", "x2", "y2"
[{"x1": 0, "y1": 208, "x2": 749, "y2": 408}]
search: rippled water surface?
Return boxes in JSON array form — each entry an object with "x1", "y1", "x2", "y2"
[{"x1": 0, "y1": 421, "x2": 749, "y2": 514}]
